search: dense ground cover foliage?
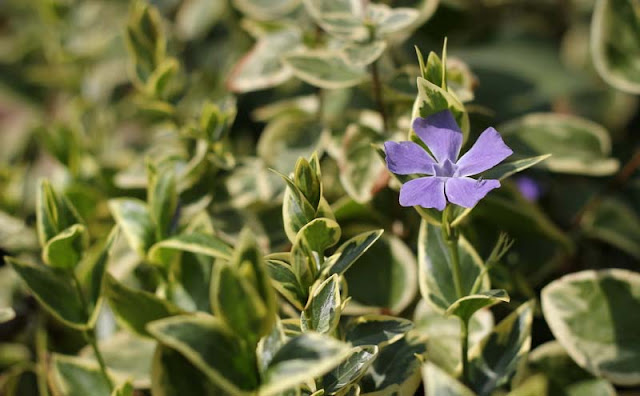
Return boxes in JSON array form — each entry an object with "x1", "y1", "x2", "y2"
[{"x1": 0, "y1": 0, "x2": 639, "y2": 395}]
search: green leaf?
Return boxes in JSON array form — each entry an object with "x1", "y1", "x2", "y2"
[
  {"x1": 565, "y1": 379, "x2": 617, "y2": 396},
  {"x1": 108, "y1": 199, "x2": 155, "y2": 257},
  {"x1": 581, "y1": 197, "x2": 640, "y2": 260},
  {"x1": 280, "y1": 172, "x2": 319, "y2": 243},
  {"x1": 176, "y1": 0, "x2": 226, "y2": 40},
  {"x1": 148, "y1": 167, "x2": 177, "y2": 240},
  {"x1": 8, "y1": 257, "x2": 88, "y2": 330},
  {"x1": 341, "y1": 41, "x2": 387, "y2": 68},
  {"x1": 499, "y1": 113, "x2": 619, "y2": 176},
  {"x1": 144, "y1": 57, "x2": 180, "y2": 98},
  {"x1": 417, "y1": 221, "x2": 488, "y2": 312},
  {"x1": 413, "y1": 76, "x2": 469, "y2": 137},
  {"x1": 301, "y1": 274, "x2": 341, "y2": 334},
  {"x1": 111, "y1": 381, "x2": 133, "y2": 396},
  {"x1": 259, "y1": 117, "x2": 326, "y2": 174},
  {"x1": 468, "y1": 301, "x2": 534, "y2": 396},
  {"x1": 227, "y1": 229, "x2": 277, "y2": 333},
  {"x1": 266, "y1": 259, "x2": 306, "y2": 310},
  {"x1": 82, "y1": 226, "x2": 119, "y2": 326},
  {"x1": 257, "y1": 318, "x2": 286, "y2": 374},
  {"x1": 358, "y1": 334, "x2": 426, "y2": 395},
  {"x1": 323, "y1": 229, "x2": 383, "y2": 276},
  {"x1": 414, "y1": 299, "x2": 494, "y2": 375},
  {"x1": 283, "y1": 51, "x2": 367, "y2": 89},
  {"x1": 228, "y1": 29, "x2": 301, "y2": 93},
  {"x1": 148, "y1": 314, "x2": 259, "y2": 395},
  {"x1": 507, "y1": 374, "x2": 549, "y2": 396},
  {"x1": 293, "y1": 156, "x2": 322, "y2": 209},
  {"x1": 482, "y1": 154, "x2": 552, "y2": 181},
  {"x1": 368, "y1": 4, "x2": 419, "y2": 37},
  {"x1": 232, "y1": 0, "x2": 300, "y2": 20},
  {"x1": 0, "y1": 307, "x2": 15, "y2": 323},
  {"x1": 104, "y1": 274, "x2": 182, "y2": 337},
  {"x1": 291, "y1": 218, "x2": 341, "y2": 289},
  {"x1": 81, "y1": 332, "x2": 155, "y2": 389},
  {"x1": 211, "y1": 264, "x2": 271, "y2": 342},
  {"x1": 151, "y1": 345, "x2": 225, "y2": 396},
  {"x1": 423, "y1": 361, "x2": 475, "y2": 396},
  {"x1": 343, "y1": 235, "x2": 417, "y2": 315},
  {"x1": 591, "y1": 0, "x2": 640, "y2": 94},
  {"x1": 42, "y1": 224, "x2": 87, "y2": 270},
  {"x1": 446, "y1": 289, "x2": 510, "y2": 324},
  {"x1": 36, "y1": 179, "x2": 83, "y2": 246},
  {"x1": 50, "y1": 354, "x2": 113, "y2": 396},
  {"x1": 260, "y1": 332, "x2": 352, "y2": 396},
  {"x1": 338, "y1": 124, "x2": 386, "y2": 203},
  {"x1": 541, "y1": 269, "x2": 640, "y2": 385},
  {"x1": 302, "y1": 0, "x2": 369, "y2": 42},
  {"x1": 518, "y1": 341, "x2": 613, "y2": 394},
  {"x1": 321, "y1": 345, "x2": 378, "y2": 394},
  {"x1": 345, "y1": 315, "x2": 413, "y2": 348},
  {"x1": 147, "y1": 232, "x2": 232, "y2": 267}
]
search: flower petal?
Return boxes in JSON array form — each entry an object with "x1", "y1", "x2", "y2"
[
  {"x1": 455, "y1": 127, "x2": 513, "y2": 176},
  {"x1": 445, "y1": 177, "x2": 500, "y2": 208},
  {"x1": 384, "y1": 141, "x2": 436, "y2": 175},
  {"x1": 412, "y1": 110, "x2": 463, "y2": 163},
  {"x1": 399, "y1": 176, "x2": 446, "y2": 210}
]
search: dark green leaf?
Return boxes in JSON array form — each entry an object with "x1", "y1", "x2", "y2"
[
  {"x1": 148, "y1": 314, "x2": 259, "y2": 395},
  {"x1": 104, "y1": 274, "x2": 182, "y2": 337},
  {"x1": 324, "y1": 229, "x2": 383, "y2": 276},
  {"x1": 468, "y1": 301, "x2": 534, "y2": 396},
  {"x1": 591, "y1": 0, "x2": 640, "y2": 94},
  {"x1": 260, "y1": 332, "x2": 352, "y2": 396},
  {"x1": 423, "y1": 361, "x2": 475, "y2": 396},
  {"x1": 322, "y1": 345, "x2": 378, "y2": 394},
  {"x1": 8, "y1": 257, "x2": 88, "y2": 330},
  {"x1": 345, "y1": 315, "x2": 413, "y2": 348},
  {"x1": 50, "y1": 354, "x2": 113, "y2": 396}
]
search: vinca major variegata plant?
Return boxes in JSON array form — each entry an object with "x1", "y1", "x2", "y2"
[{"x1": 1, "y1": 0, "x2": 639, "y2": 396}]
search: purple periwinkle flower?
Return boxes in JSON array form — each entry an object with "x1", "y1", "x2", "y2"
[
  {"x1": 515, "y1": 176, "x2": 543, "y2": 201},
  {"x1": 384, "y1": 110, "x2": 513, "y2": 211}
]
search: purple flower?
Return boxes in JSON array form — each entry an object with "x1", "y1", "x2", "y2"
[
  {"x1": 515, "y1": 176, "x2": 543, "y2": 201},
  {"x1": 384, "y1": 110, "x2": 513, "y2": 211}
]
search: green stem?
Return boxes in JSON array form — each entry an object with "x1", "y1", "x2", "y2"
[
  {"x1": 442, "y1": 206, "x2": 463, "y2": 299},
  {"x1": 460, "y1": 317, "x2": 470, "y2": 384},
  {"x1": 71, "y1": 274, "x2": 114, "y2": 390},
  {"x1": 443, "y1": 205, "x2": 471, "y2": 383}
]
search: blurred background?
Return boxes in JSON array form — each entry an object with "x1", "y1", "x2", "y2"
[{"x1": 0, "y1": 0, "x2": 638, "y2": 394}]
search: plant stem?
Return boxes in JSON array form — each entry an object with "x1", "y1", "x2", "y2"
[
  {"x1": 443, "y1": 205, "x2": 470, "y2": 384},
  {"x1": 460, "y1": 317, "x2": 470, "y2": 384},
  {"x1": 442, "y1": 206, "x2": 464, "y2": 299},
  {"x1": 370, "y1": 61, "x2": 389, "y2": 132},
  {"x1": 84, "y1": 329, "x2": 114, "y2": 390},
  {"x1": 71, "y1": 273, "x2": 114, "y2": 390}
]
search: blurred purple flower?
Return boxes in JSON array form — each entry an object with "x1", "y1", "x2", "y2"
[
  {"x1": 384, "y1": 110, "x2": 513, "y2": 211},
  {"x1": 515, "y1": 176, "x2": 543, "y2": 201}
]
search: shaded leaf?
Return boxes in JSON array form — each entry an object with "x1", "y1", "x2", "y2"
[
  {"x1": 283, "y1": 51, "x2": 367, "y2": 89},
  {"x1": 418, "y1": 221, "x2": 488, "y2": 312},
  {"x1": 499, "y1": 113, "x2": 619, "y2": 176},
  {"x1": 345, "y1": 315, "x2": 413, "y2": 348},
  {"x1": 468, "y1": 301, "x2": 534, "y2": 396},
  {"x1": 423, "y1": 361, "x2": 475, "y2": 396},
  {"x1": 541, "y1": 269, "x2": 640, "y2": 385},
  {"x1": 104, "y1": 274, "x2": 182, "y2": 337},
  {"x1": 108, "y1": 199, "x2": 155, "y2": 257},
  {"x1": 50, "y1": 354, "x2": 113, "y2": 396},
  {"x1": 591, "y1": 0, "x2": 640, "y2": 94},
  {"x1": 8, "y1": 257, "x2": 88, "y2": 330}
]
